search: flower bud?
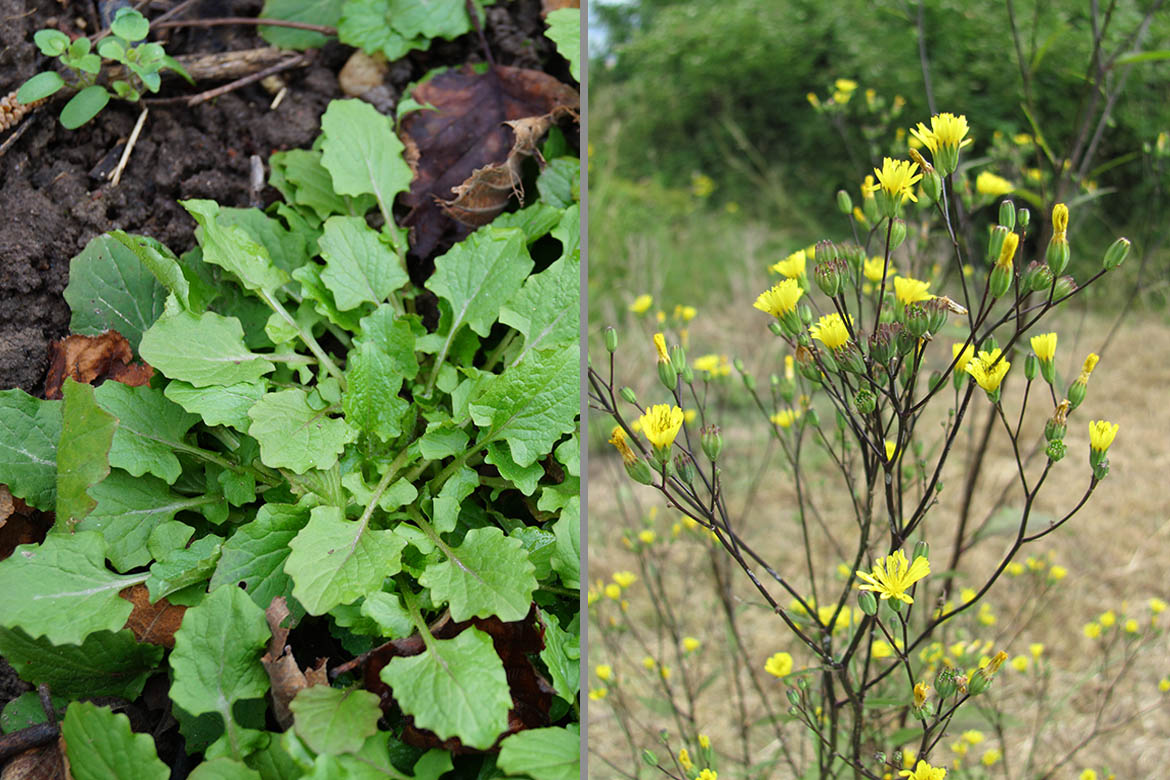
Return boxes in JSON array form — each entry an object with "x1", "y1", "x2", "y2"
[
  {"x1": 674, "y1": 453, "x2": 696, "y2": 484},
  {"x1": 768, "y1": 321, "x2": 784, "y2": 337},
  {"x1": 642, "y1": 750, "x2": 658, "y2": 767},
  {"x1": 815, "y1": 257, "x2": 845, "y2": 297},
  {"x1": 1017, "y1": 207, "x2": 1031, "y2": 229},
  {"x1": 1053, "y1": 275, "x2": 1077, "y2": 299},
  {"x1": 862, "y1": 193, "x2": 880, "y2": 225},
  {"x1": 1103, "y1": 237, "x2": 1130, "y2": 270},
  {"x1": 799, "y1": 303, "x2": 814, "y2": 326},
  {"x1": 888, "y1": 218, "x2": 907, "y2": 251},
  {"x1": 604, "y1": 326, "x2": 618, "y2": 353},
  {"x1": 840, "y1": 243, "x2": 865, "y2": 276},
  {"x1": 701, "y1": 424, "x2": 723, "y2": 462},
  {"x1": 921, "y1": 167, "x2": 942, "y2": 202},
  {"x1": 989, "y1": 263, "x2": 1012, "y2": 298},
  {"x1": 858, "y1": 590, "x2": 878, "y2": 615},
  {"x1": 998, "y1": 199, "x2": 1016, "y2": 230},
  {"x1": 924, "y1": 297, "x2": 949, "y2": 334},
  {"x1": 1092, "y1": 459, "x2": 1110, "y2": 480},
  {"x1": 1045, "y1": 439, "x2": 1066, "y2": 463},
  {"x1": 796, "y1": 347, "x2": 822, "y2": 383},
  {"x1": 670, "y1": 345, "x2": 686, "y2": 368},
  {"x1": 1067, "y1": 380, "x2": 1085, "y2": 410},
  {"x1": 988, "y1": 225, "x2": 1009, "y2": 264},
  {"x1": 806, "y1": 408, "x2": 820, "y2": 427},
  {"x1": 935, "y1": 667, "x2": 958, "y2": 699},
  {"x1": 733, "y1": 357, "x2": 746, "y2": 374},
  {"x1": 1024, "y1": 353, "x2": 1038, "y2": 381},
  {"x1": 837, "y1": 189, "x2": 853, "y2": 214},
  {"x1": 913, "y1": 539, "x2": 930, "y2": 560},
  {"x1": 658, "y1": 361, "x2": 677, "y2": 390},
  {"x1": 620, "y1": 387, "x2": 637, "y2": 405},
  {"x1": 1024, "y1": 261, "x2": 1053, "y2": 292},
  {"x1": 787, "y1": 689, "x2": 801, "y2": 707},
  {"x1": 742, "y1": 372, "x2": 756, "y2": 391},
  {"x1": 904, "y1": 302, "x2": 930, "y2": 339},
  {"x1": 1047, "y1": 236, "x2": 1070, "y2": 275},
  {"x1": 869, "y1": 323, "x2": 899, "y2": 366}
]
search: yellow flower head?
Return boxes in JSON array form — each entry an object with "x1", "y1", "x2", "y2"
[
  {"x1": 693, "y1": 354, "x2": 719, "y2": 374},
  {"x1": 1151, "y1": 598, "x2": 1167, "y2": 614},
  {"x1": 784, "y1": 354, "x2": 795, "y2": 381},
  {"x1": 835, "y1": 78, "x2": 858, "y2": 92},
  {"x1": 612, "y1": 571, "x2": 637, "y2": 588},
  {"x1": 910, "y1": 113, "x2": 972, "y2": 153},
  {"x1": 1030, "y1": 332, "x2": 1057, "y2": 361},
  {"x1": 982, "y1": 749, "x2": 1002, "y2": 767},
  {"x1": 682, "y1": 636, "x2": 701, "y2": 652},
  {"x1": 697, "y1": 770, "x2": 717, "y2": 780},
  {"x1": 913, "y1": 681, "x2": 930, "y2": 708},
  {"x1": 1076, "y1": 353, "x2": 1099, "y2": 385},
  {"x1": 952, "y1": 342, "x2": 975, "y2": 374},
  {"x1": 588, "y1": 687, "x2": 607, "y2": 700},
  {"x1": 965, "y1": 349, "x2": 1010, "y2": 393},
  {"x1": 595, "y1": 664, "x2": 613, "y2": 681},
  {"x1": 864, "y1": 157, "x2": 922, "y2": 203},
  {"x1": 608, "y1": 426, "x2": 638, "y2": 465},
  {"x1": 771, "y1": 249, "x2": 807, "y2": 278},
  {"x1": 629, "y1": 294, "x2": 653, "y2": 314},
  {"x1": 856, "y1": 550, "x2": 931, "y2": 604},
  {"x1": 997, "y1": 232, "x2": 1019, "y2": 269},
  {"x1": 899, "y1": 759, "x2": 947, "y2": 780},
  {"x1": 753, "y1": 278, "x2": 804, "y2": 319},
  {"x1": 871, "y1": 640, "x2": 894, "y2": 658},
  {"x1": 884, "y1": 440, "x2": 898, "y2": 461},
  {"x1": 638, "y1": 529, "x2": 656, "y2": 544},
  {"x1": 678, "y1": 748, "x2": 693, "y2": 771},
  {"x1": 861, "y1": 175, "x2": 876, "y2": 200},
  {"x1": 976, "y1": 171, "x2": 1015, "y2": 197},
  {"x1": 639, "y1": 404, "x2": 685, "y2": 449},
  {"x1": 1053, "y1": 203, "x2": 1069, "y2": 238},
  {"x1": 810, "y1": 312, "x2": 852, "y2": 350},
  {"x1": 894, "y1": 276, "x2": 932, "y2": 305},
  {"x1": 1089, "y1": 420, "x2": 1119, "y2": 453},
  {"x1": 807, "y1": 92, "x2": 822, "y2": 109},
  {"x1": 604, "y1": 583, "x2": 621, "y2": 600},
  {"x1": 764, "y1": 651, "x2": 794, "y2": 678},
  {"x1": 864, "y1": 256, "x2": 896, "y2": 282},
  {"x1": 1011, "y1": 655, "x2": 1029, "y2": 672},
  {"x1": 1084, "y1": 622, "x2": 1102, "y2": 638},
  {"x1": 653, "y1": 332, "x2": 670, "y2": 364},
  {"x1": 771, "y1": 409, "x2": 801, "y2": 429}
]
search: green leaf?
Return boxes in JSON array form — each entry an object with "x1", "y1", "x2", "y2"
[
  {"x1": 56, "y1": 379, "x2": 116, "y2": 529},
  {"x1": 170, "y1": 585, "x2": 270, "y2": 752},
  {"x1": 290, "y1": 686, "x2": 381, "y2": 755},
  {"x1": 538, "y1": 610, "x2": 578, "y2": 703},
  {"x1": 544, "y1": 8, "x2": 580, "y2": 81},
  {"x1": 259, "y1": 0, "x2": 342, "y2": 49},
  {"x1": 94, "y1": 382, "x2": 198, "y2": 484},
  {"x1": 0, "y1": 531, "x2": 139, "y2": 645},
  {"x1": 386, "y1": 0, "x2": 472, "y2": 39},
  {"x1": 62, "y1": 701, "x2": 169, "y2": 780},
  {"x1": 484, "y1": 441, "x2": 543, "y2": 496},
  {"x1": 79, "y1": 470, "x2": 204, "y2": 572},
  {"x1": 60, "y1": 85, "x2": 110, "y2": 129},
  {"x1": 164, "y1": 380, "x2": 268, "y2": 432},
  {"x1": 218, "y1": 207, "x2": 313, "y2": 276},
  {"x1": 380, "y1": 628, "x2": 510, "y2": 750},
  {"x1": 110, "y1": 8, "x2": 150, "y2": 41},
  {"x1": 491, "y1": 203, "x2": 563, "y2": 244},
  {"x1": 359, "y1": 591, "x2": 412, "y2": 638},
  {"x1": 499, "y1": 254, "x2": 579, "y2": 364},
  {"x1": 107, "y1": 230, "x2": 215, "y2": 314},
  {"x1": 418, "y1": 423, "x2": 468, "y2": 460},
  {"x1": 432, "y1": 464, "x2": 478, "y2": 533},
  {"x1": 318, "y1": 216, "x2": 408, "y2": 310},
  {"x1": 497, "y1": 725, "x2": 580, "y2": 780},
  {"x1": 0, "y1": 627, "x2": 161, "y2": 699},
  {"x1": 183, "y1": 200, "x2": 291, "y2": 294},
  {"x1": 338, "y1": 0, "x2": 425, "y2": 61},
  {"x1": 140, "y1": 309, "x2": 275, "y2": 387},
  {"x1": 421, "y1": 527, "x2": 536, "y2": 622},
  {"x1": 343, "y1": 340, "x2": 411, "y2": 442},
  {"x1": 356, "y1": 306, "x2": 421, "y2": 375},
  {"x1": 320, "y1": 100, "x2": 413, "y2": 220},
  {"x1": 552, "y1": 203, "x2": 579, "y2": 261},
  {"x1": 147, "y1": 534, "x2": 224, "y2": 601},
  {"x1": 271, "y1": 149, "x2": 376, "y2": 222},
  {"x1": 550, "y1": 496, "x2": 579, "y2": 588},
  {"x1": 469, "y1": 345, "x2": 579, "y2": 466},
  {"x1": 537, "y1": 158, "x2": 579, "y2": 209},
  {"x1": 210, "y1": 503, "x2": 310, "y2": 618},
  {"x1": 429, "y1": 227, "x2": 533, "y2": 339},
  {"x1": 512, "y1": 527, "x2": 556, "y2": 581},
  {"x1": 0, "y1": 389, "x2": 61, "y2": 511},
  {"x1": 33, "y1": 29, "x2": 69, "y2": 56},
  {"x1": 16, "y1": 71, "x2": 65, "y2": 103},
  {"x1": 2, "y1": 691, "x2": 61, "y2": 733},
  {"x1": 285, "y1": 507, "x2": 407, "y2": 615},
  {"x1": 62, "y1": 233, "x2": 168, "y2": 352},
  {"x1": 248, "y1": 388, "x2": 355, "y2": 474},
  {"x1": 188, "y1": 758, "x2": 263, "y2": 780}
]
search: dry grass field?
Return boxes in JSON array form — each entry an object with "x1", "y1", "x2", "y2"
[{"x1": 586, "y1": 296, "x2": 1170, "y2": 779}]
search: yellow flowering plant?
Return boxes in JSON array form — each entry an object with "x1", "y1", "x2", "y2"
[{"x1": 589, "y1": 101, "x2": 1147, "y2": 778}]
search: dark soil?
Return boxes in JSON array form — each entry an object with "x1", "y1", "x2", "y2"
[{"x1": 0, "y1": 0, "x2": 559, "y2": 394}]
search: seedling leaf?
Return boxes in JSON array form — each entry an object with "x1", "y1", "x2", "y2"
[
  {"x1": 247, "y1": 388, "x2": 355, "y2": 473},
  {"x1": 16, "y1": 71, "x2": 65, "y2": 103},
  {"x1": 62, "y1": 701, "x2": 170, "y2": 780},
  {"x1": 60, "y1": 85, "x2": 110, "y2": 129},
  {"x1": 289, "y1": 686, "x2": 381, "y2": 755}
]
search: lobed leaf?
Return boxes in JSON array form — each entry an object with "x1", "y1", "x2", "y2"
[
  {"x1": 428, "y1": 227, "x2": 533, "y2": 339},
  {"x1": 420, "y1": 526, "x2": 536, "y2": 622},
  {"x1": 289, "y1": 685, "x2": 381, "y2": 756},
  {"x1": 61, "y1": 701, "x2": 170, "y2": 780},
  {"x1": 318, "y1": 216, "x2": 409, "y2": 311},
  {"x1": 209, "y1": 503, "x2": 310, "y2": 619},
  {"x1": 544, "y1": 9, "x2": 581, "y2": 82},
  {"x1": 319, "y1": 99, "x2": 413, "y2": 221},
  {"x1": 0, "y1": 627, "x2": 163, "y2": 699},
  {"x1": 140, "y1": 309, "x2": 275, "y2": 387},
  {"x1": 247, "y1": 388, "x2": 355, "y2": 474},
  {"x1": 497, "y1": 725, "x2": 580, "y2": 780},
  {"x1": 94, "y1": 381, "x2": 198, "y2": 484}
]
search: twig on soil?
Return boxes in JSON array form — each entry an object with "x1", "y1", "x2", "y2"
[
  {"x1": 144, "y1": 52, "x2": 310, "y2": 107},
  {"x1": 109, "y1": 106, "x2": 149, "y2": 187},
  {"x1": 0, "y1": 118, "x2": 36, "y2": 161},
  {"x1": 0, "y1": 722, "x2": 59, "y2": 762},
  {"x1": 464, "y1": 0, "x2": 496, "y2": 67},
  {"x1": 152, "y1": 17, "x2": 337, "y2": 35}
]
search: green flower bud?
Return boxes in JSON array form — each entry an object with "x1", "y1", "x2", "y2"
[
  {"x1": 1017, "y1": 207, "x2": 1031, "y2": 229},
  {"x1": 806, "y1": 408, "x2": 820, "y2": 427},
  {"x1": 998, "y1": 199, "x2": 1016, "y2": 230},
  {"x1": 1067, "y1": 380, "x2": 1086, "y2": 410},
  {"x1": 1047, "y1": 237, "x2": 1070, "y2": 275},
  {"x1": 787, "y1": 689, "x2": 801, "y2": 706},
  {"x1": 642, "y1": 750, "x2": 658, "y2": 767},
  {"x1": 863, "y1": 193, "x2": 880, "y2": 224},
  {"x1": 799, "y1": 304, "x2": 814, "y2": 326},
  {"x1": 658, "y1": 360, "x2": 678, "y2": 390},
  {"x1": 913, "y1": 539, "x2": 929, "y2": 560},
  {"x1": 742, "y1": 372, "x2": 756, "y2": 391},
  {"x1": 815, "y1": 257, "x2": 846, "y2": 297},
  {"x1": 1045, "y1": 418, "x2": 1066, "y2": 442},
  {"x1": 1024, "y1": 261, "x2": 1053, "y2": 292},
  {"x1": 670, "y1": 344, "x2": 687, "y2": 368},
  {"x1": 888, "y1": 218, "x2": 907, "y2": 251},
  {"x1": 674, "y1": 453, "x2": 696, "y2": 484},
  {"x1": 769, "y1": 321, "x2": 784, "y2": 337},
  {"x1": 840, "y1": 242, "x2": 865, "y2": 276},
  {"x1": 935, "y1": 668, "x2": 958, "y2": 699},
  {"x1": 989, "y1": 263, "x2": 1012, "y2": 298},
  {"x1": 701, "y1": 424, "x2": 723, "y2": 462},
  {"x1": 1045, "y1": 439, "x2": 1066, "y2": 463},
  {"x1": 1053, "y1": 275, "x2": 1077, "y2": 299},
  {"x1": 1024, "y1": 353, "x2": 1038, "y2": 381},
  {"x1": 604, "y1": 326, "x2": 618, "y2": 353},
  {"x1": 837, "y1": 189, "x2": 853, "y2": 214},
  {"x1": 921, "y1": 168, "x2": 942, "y2": 202},
  {"x1": 680, "y1": 365, "x2": 694, "y2": 385},
  {"x1": 988, "y1": 225, "x2": 1009, "y2": 264},
  {"x1": 1103, "y1": 237, "x2": 1131, "y2": 270},
  {"x1": 733, "y1": 357, "x2": 746, "y2": 374},
  {"x1": 904, "y1": 302, "x2": 931, "y2": 339},
  {"x1": 854, "y1": 388, "x2": 876, "y2": 414},
  {"x1": 858, "y1": 590, "x2": 878, "y2": 615},
  {"x1": 620, "y1": 386, "x2": 637, "y2": 405}
]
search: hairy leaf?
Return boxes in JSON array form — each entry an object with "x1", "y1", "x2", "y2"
[
  {"x1": 210, "y1": 503, "x2": 310, "y2": 619},
  {"x1": 318, "y1": 216, "x2": 408, "y2": 311},
  {"x1": 429, "y1": 227, "x2": 533, "y2": 339},
  {"x1": 320, "y1": 100, "x2": 412, "y2": 221},
  {"x1": 94, "y1": 381, "x2": 198, "y2": 484},
  {"x1": 497, "y1": 725, "x2": 580, "y2": 780}
]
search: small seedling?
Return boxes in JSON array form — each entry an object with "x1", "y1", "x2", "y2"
[{"x1": 16, "y1": 8, "x2": 192, "y2": 129}]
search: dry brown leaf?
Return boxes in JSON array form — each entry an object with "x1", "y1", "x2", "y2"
[
  {"x1": 1, "y1": 744, "x2": 65, "y2": 780},
  {"x1": 43, "y1": 331, "x2": 154, "y2": 400},
  {"x1": 261, "y1": 597, "x2": 327, "y2": 730},
  {"x1": 0, "y1": 488, "x2": 50, "y2": 561},
  {"x1": 118, "y1": 584, "x2": 186, "y2": 648},
  {"x1": 399, "y1": 65, "x2": 579, "y2": 258},
  {"x1": 541, "y1": 0, "x2": 579, "y2": 14}
]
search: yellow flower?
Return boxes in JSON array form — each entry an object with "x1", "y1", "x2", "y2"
[
  {"x1": 913, "y1": 681, "x2": 930, "y2": 708},
  {"x1": 612, "y1": 571, "x2": 637, "y2": 588},
  {"x1": 1006, "y1": 562, "x2": 1024, "y2": 576},
  {"x1": 807, "y1": 92, "x2": 822, "y2": 109},
  {"x1": 894, "y1": 276, "x2": 932, "y2": 305},
  {"x1": 810, "y1": 312, "x2": 852, "y2": 350},
  {"x1": 1029, "y1": 643, "x2": 1045, "y2": 659},
  {"x1": 764, "y1": 651, "x2": 794, "y2": 678},
  {"x1": 588, "y1": 687, "x2": 607, "y2": 700},
  {"x1": 1080, "y1": 771, "x2": 1098, "y2": 780},
  {"x1": 910, "y1": 112, "x2": 970, "y2": 151},
  {"x1": 899, "y1": 759, "x2": 947, "y2": 780},
  {"x1": 642, "y1": 656, "x2": 656, "y2": 670},
  {"x1": 691, "y1": 172, "x2": 715, "y2": 198},
  {"x1": 1089, "y1": 420, "x2": 1119, "y2": 453},
  {"x1": 753, "y1": 278, "x2": 804, "y2": 318},
  {"x1": 1049, "y1": 565, "x2": 1067, "y2": 580},
  {"x1": 677, "y1": 304, "x2": 697, "y2": 321},
  {"x1": 884, "y1": 440, "x2": 898, "y2": 461},
  {"x1": 784, "y1": 355, "x2": 795, "y2": 380},
  {"x1": 864, "y1": 157, "x2": 922, "y2": 203},
  {"x1": 1159, "y1": 678, "x2": 1170, "y2": 693},
  {"x1": 856, "y1": 550, "x2": 931, "y2": 604},
  {"x1": 771, "y1": 409, "x2": 801, "y2": 429},
  {"x1": 976, "y1": 171, "x2": 1015, "y2": 196},
  {"x1": 683, "y1": 409, "x2": 696, "y2": 424},
  {"x1": 698, "y1": 734, "x2": 710, "y2": 749},
  {"x1": 952, "y1": 343, "x2": 975, "y2": 375},
  {"x1": 982, "y1": 749, "x2": 1002, "y2": 767},
  {"x1": 871, "y1": 640, "x2": 894, "y2": 659},
  {"x1": 1124, "y1": 618, "x2": 1139, "y2": 633},
  {"x1": 697, "y1": 770, "x2": 717, "y2": 780},
  {"x1": 660, "y1": 665, "x2": 671, "y2": 680},
  {"x1": 864, "y1": 256, "x2": 896, "y2": 282},
  {"x1": 771, "y1": 249, "x2": 807, "y2": 278},
  {"x1": 693, "y1": 354, "x2": 719, "y2": 374},
  {"x1": 595, "y1": 664, "x2": 613, "y2": 681},
  {"x1": 629, "y1": 294, "x2": 653, "y2": 314},
  {"x1": 996, "y1": 232, "x2": 1019, "y2": 269},
  {"x1": 638, "y1": 530, "x2": 656, "y2": 544},
  {"x1": 604, "y1": 584, "x2": 621, "y2": 600},
  {"x1": 1011, "y1": 655, "x2": 1028, "y2": 672},
  {"x1": 683, "y1": 636, "x2": 701, "y2": 652},
  {"x1": 835, "y1": 78, "x2": 858, "y2": 92},
  {"x1": 1030, "y1": 332, "x2": 1057, "y2": 361},
  {"x1": 608, "y1": 426, "x2": 638, "y2": 466},
  {"x1": 962, "y1": 730, "x2": 984, "y2": 745},
  {"x1": 1076, "y1": 353, "x2": 1100, "y2": 385},
  {"x1": 965, "y1": 348, "x2": 1010, "y2": 393},
  {"x1": 1084, "y1": 622, "x2": 1102, "y2": 639},
  {"x1": 639, "y1": 404, "x2": 685, "y2": 449},
  {"x1": 653, "y1": 332, "x2": 670, "y2": 363},
  {"x1": 1151, "y1": 598, "x2": 1167, "y2": 614},
  {"x1": 678, "y1": 748, "x2": 693, "y2": 771},
  {"x1": 1053, "y1": 202, "x2": 1069, "y2": 239},
  {"x1": 1099, "y1": 610, "x2": 1116, "y2": 627}
]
